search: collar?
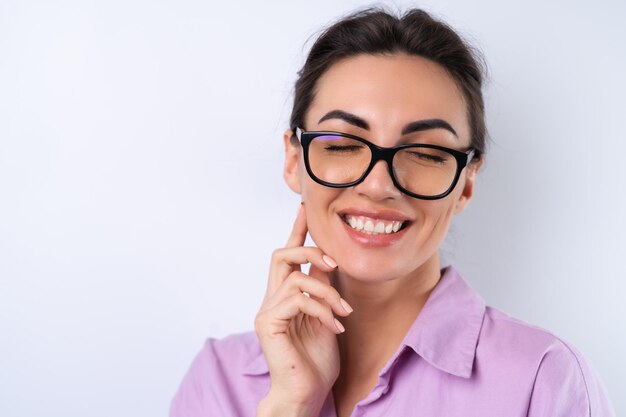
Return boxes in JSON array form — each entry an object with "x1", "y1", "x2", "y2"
[
  {"x1": 243, "y1": 265, "x2": 486, "y2": 378},
  {"x1": 398, "y1": 265, "x2": 486, "y2": 378}
]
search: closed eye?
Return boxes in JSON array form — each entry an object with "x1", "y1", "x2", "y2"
[
  {"x1": 325, "y1": 145, "x2": 364, "y2": 152},
  {"x1": 407, "y1": 151, "x2": 447, "y2": 163}
]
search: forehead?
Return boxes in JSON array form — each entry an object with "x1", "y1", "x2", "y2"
[{"x1": 306, "y1": 54, "x2": 470, "y2": 141}]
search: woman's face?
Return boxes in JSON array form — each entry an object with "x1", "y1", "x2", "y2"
[{"x1": 284, "y1": 53, "x2": 482, "y2": 282}]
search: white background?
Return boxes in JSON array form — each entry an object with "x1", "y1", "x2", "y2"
[{"x1": 1, "y1": 0, "x2": 624, "y2": 416}]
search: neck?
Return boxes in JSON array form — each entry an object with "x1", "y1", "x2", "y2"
[{"x1": 330, "y1": 254, "x2": 442, "y2": 378}]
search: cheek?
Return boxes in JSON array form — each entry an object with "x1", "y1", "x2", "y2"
[
  {"x1": 298, "y1": 156, "x2": 341, "y2": 206},
  {"x1": 416, "y1": 197, "x2": 459, "y2": 235},
  {"x1": 299, "y1": 174, "x2": 328, "y2": 215},
  {"x1": 304, "y1": 199, "x2": 336, "y2": 252},
  {"x1": 426, "y1": 177, "x2": 466, "y2": 217},
  {"x1": 300, "y1": 181, "x2": 343, "y2": 249}
]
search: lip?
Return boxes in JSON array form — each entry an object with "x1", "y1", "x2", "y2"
[{"x1": 337, "y1": 213, "x2": 412, "y2": 248}]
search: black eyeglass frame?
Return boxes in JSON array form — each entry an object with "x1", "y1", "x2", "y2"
[{"x1": 294, "y1": 127, "x2": 477, "y2": 200}]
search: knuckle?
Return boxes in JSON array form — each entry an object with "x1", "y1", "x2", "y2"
[
  {"x1": 289, "y1": 272, "x2": 307, "y2": 285},
  {"x1": 254, "y1": 314, "x2": 264, "y2": 332},
  {"x1": 255, "y1": 307, "x2": 273, "y2": 324},
  {"x1": 254, "y1": 310, "x2": 267, "y2": 324},
  {"x1": 270, "y1": 248, "x2": 282, "y2": 261},
  {"x1": 287, "y1": 269, "x2": 303, "y2": 279},
  {"x1": 294, "y1": 291, "x2": 312, "y2": 308},
  {"x1": 282, "y1": 271, "x2": 301, "y2": 286},
  {"x1": 292, "y1": 272, "x2": 319, "y2": 292}
]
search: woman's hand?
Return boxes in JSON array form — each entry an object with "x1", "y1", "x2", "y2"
[{"x1": 255, "y1": 203, "x2": 353, "y2": 416}]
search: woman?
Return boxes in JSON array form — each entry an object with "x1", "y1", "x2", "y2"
[{"x1": 171, "y1": 8, "x2": 615, "y2": 417}]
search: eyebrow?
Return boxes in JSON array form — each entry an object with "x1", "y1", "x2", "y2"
[
  {"x1": 318, "y1": 110, "x2": 369, "y2": 130},
  {"x1": 317, "y1": 109, "x2": 458, "y2": 138},
  {"x1": 401, "y1": 119, "x2": 457, "y2": 137}
]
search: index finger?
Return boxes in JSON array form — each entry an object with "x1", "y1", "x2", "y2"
[{"x1": 285, "y1": 203, "x2": 308, "y2": 248}]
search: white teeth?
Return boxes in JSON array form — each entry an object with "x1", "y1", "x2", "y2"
[
  {"x1": 349, "y1": 216, "x2": 357, "y2": 228},
  {"x1": 343, "y1": 215, "x2": 406, "y2": 235}
]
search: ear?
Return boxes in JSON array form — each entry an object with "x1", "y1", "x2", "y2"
[
  {"x1": 283, "y1": 129, "x2": 302, "y2": 194},
  {"x1": 453, "y1": 158, "x2": 483, "y2": 214}
]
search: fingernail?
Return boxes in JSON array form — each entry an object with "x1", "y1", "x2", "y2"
[
  {"x1": 322, "y1": 255, "x2": 337, "y2": 268},
  {"x1": 334, "y1": 318, "x2": 345, "y2": 333},
  {"x1": 340, "y1": 298, "x2": 353, "y2": 314}
]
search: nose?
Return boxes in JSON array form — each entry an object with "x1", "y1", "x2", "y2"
[{"x1": 353, "y1": 160, "x2": 403, "y2": 200}]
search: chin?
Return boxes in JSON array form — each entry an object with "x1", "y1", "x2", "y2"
[
  {"x1": 332, "y1": 245, "x2": 440, "y2": 284},
  {"x1": 336, "y1": 257, "x2": 408, "y2": 283}
]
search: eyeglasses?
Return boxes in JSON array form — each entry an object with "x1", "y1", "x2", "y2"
[{"x1": 294, "y1": 127, "x2": 476, "y2": 200}]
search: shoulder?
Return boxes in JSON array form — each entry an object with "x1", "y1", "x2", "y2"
[
  {"x1": 202, "y1": 330, "x2": 262, "y2": 366},
  {"x1": 186, "y1": 330, "x2": 265, "y2": 378},
  {"x1": 480, "y1": 306, "x2": 579, "y2": 358},
  {"x1": 170, "y1": 331, "x2": 268, "y2": 417},
  {"x1": 477, "y1": 306, "x2": 615, "y2": 417}
]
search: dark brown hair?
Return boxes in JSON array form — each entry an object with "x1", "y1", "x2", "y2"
[{"x1": 289, "y1": 8, "x2": 488, "y2": 161}]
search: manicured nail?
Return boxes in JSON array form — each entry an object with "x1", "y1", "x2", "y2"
[
  {"x1": 340, "y1": 298, "x2": 353, "y2": 314},
  {"x1": 322, "y1": 255, "x2": 337, "y2": 268},
  {"x1": 334, "y1": 318, "x2": 345, "y2": 333}
]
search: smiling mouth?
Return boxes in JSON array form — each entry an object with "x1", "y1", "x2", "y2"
[{"x1": 341, "y1": 214, "x2": 411, "y2": 235}]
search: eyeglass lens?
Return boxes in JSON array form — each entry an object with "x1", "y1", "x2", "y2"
[{"x1": 308, "y1": 135, "x2": 458, "y2": 196}]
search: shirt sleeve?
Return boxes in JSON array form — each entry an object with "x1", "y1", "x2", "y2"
[
  {"x1": 169, "y1": 340, "x2": 213, "y2": 417},
  {"x1": 170, "y1": 337, "x2": 237, "y2": 417},
  {"x1": 526, "y1": 340, "x2": 615, "y2": 417},
  {"x1": 170, "y1": 334, "x2": 266, "y2": 417}
]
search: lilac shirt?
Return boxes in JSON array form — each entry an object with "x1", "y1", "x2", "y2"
[{"x1": 170, "y1": 266, "x2": 615, "y2": 416}]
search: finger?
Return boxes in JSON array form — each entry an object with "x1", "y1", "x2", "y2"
[
  {"x1": 285, "y1": 203, "x2": 307, "y2": 248},
  {"x1": 308, "y1": 264, "x2": 348, "y2": 314},
  {"x1": 265, "y1": 292, "x2": 345, "y2": 335},
  {"x1": 309, "y1": 263, "x2": 334, "y2": 286},
  {"x1": 266, "y1": 246, "x2": 337, "y2": 296},
  {"x1": 267, "y1": 270, "x2": 353, "y2": 316},
  {"x1": 271, "y1": 246, "x2": 337, "y2": 278}
]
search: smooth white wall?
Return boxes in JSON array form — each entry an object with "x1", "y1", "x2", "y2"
[{"x1": 1, "y1": 1, "x2": 623, "y2": 416}]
